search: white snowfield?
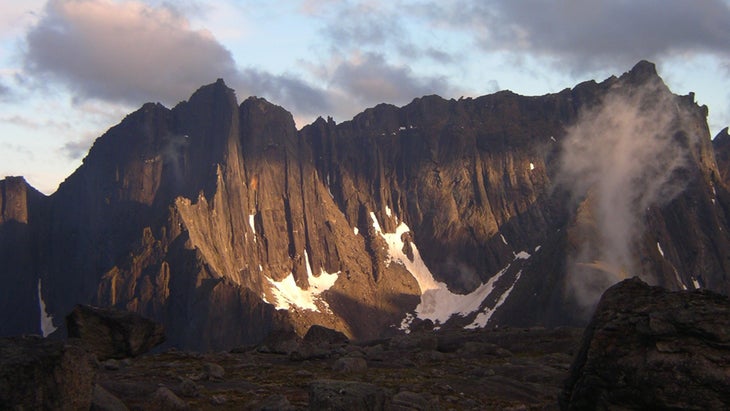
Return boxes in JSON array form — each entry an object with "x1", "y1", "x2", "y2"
[
  {"x1": 265, "y1": 249, "x2": 339, "y2": 312},
  {"x1": 37, "y1": 279, "x2": 57, "y2": 337},
  {"x1": 369, "y1": 212, "x2": 527, "y2": 331},
  {"x1": 263, "y1": 210, "x2": 527, "y2": 328}
]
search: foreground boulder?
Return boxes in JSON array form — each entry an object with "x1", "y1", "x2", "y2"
[
  {"x1": 561, "y1": 277, "x2": 730, "y2": 410},
  {"x1": 0, "y1": 335, "x2": 95, "y2": 410},
  {"x1": 67, "y1": 304, "x2": 166, "y2": 360},
  {"x1": 309, "y1": 380, "x2": 385, "y2": 411},
  {"x1": 303, "y1": 324, "x2": 349, "y2": 346}
]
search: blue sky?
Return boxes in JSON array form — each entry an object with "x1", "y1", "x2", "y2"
[{"x1": 1, "y1": 0, "x2": 729, "y2": 194}]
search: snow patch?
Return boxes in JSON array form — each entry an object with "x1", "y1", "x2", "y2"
[
  {"x1": 400, "y1": 312, "x2": 415, "y2": 333},
  {"x1": 657, "y1": 242, "x2": 664, "y2": 257},
  {"x1": 385, "y1": 205, "x2": 392, "y2": 217},
  {"x1": 529, "y1": 162, "x2": 535, "y2": 171},
  {"x1": 691, "y1": 277, "x2": 701, "y2": 289},
  {"x1": 37, "y1": 279, "x2": 57, "y2": 337},
  {"x1": 248, "y1": 214, "x2": 256, "y2": 233},
  {"x1": 353, "y1": 226, "x2": 359, "y2": 235},
  {"x1": 514, "y1": 251, "x2": 531, "y2": 260},
  {"x1": 370, "y1": 211, "x2": 382, "y2": 232},
  {"x1": 466, "y1": 270, "x2": 523, "y2": 329},
  {"x1": 248, "y1": 213, "x2": 257, "y2": 242},
  {"x1": 369, "y1": 214, "x2": 523, "y2": 329},
  {"x1": 500, "y1": 234, "x2": 508, "y2": 245},
  {"x1": 375, "y1": 219, "x2": 440, "y2": 292},
  {"x1": 550, "y1": 136, "x2": 556, "y2": 142},
  {"x1": 267, "y1": 251, "x2": 340, "y2": 312},
  {"x1": 303, "y1": 249, "x2": 314, "y2": 278},
  {"x1": 534, "y1": 245, "x2": 541, "y2": 252}
]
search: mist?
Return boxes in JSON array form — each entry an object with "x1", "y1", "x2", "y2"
[
  {"x1": 161, "y1": 133, "x2": 190, "y2": 186},
  {"x1": 557, "y1": 79, "x2": 696, "y2": 309}
]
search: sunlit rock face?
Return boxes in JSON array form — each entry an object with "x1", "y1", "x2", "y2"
[{"x1": 2, "y1": 62, "x2": 729, "y2": 350}]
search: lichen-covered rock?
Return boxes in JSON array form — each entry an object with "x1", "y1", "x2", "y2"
[
  {"x1": 66, "y1": 304, "x2": 166, "y2": 360},
  {"x1": 0, "y1": 335, "x2": 95, "y2": 410},
  {"x1": 561, "y1": 277, "x2": 730, "y2": 410}
]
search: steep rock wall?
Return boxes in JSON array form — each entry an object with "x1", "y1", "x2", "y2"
[{"x1": 2, "y1": 62, "x2": 730, "y2": 349}]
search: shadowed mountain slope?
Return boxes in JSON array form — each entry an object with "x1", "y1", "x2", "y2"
[{"x1": 1, "y1": 62, "x2": 729, "y2": 350}]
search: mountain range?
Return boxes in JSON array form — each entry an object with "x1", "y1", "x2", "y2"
[{"x1": 2, "y1": 60, "x2": 729, "y2": 350}]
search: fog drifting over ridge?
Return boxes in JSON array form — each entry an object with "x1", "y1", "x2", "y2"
[{"x1": 557, "y1": 78, "x2": 698, "y2": 309}]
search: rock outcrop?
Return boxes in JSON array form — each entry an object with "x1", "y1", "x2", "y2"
[
  {"x1": 0, "y1": 177, "x2": 49, "y2": 337},
  {"x1": 561, "y1": 277, "x2": 730, "y2": 410},
  {"x1": 0, "y1": 335, "x2": 96, "y2": 410},
  {"x1": 1, "y1": 61, "x2": 729, "y2": 349},
  {"x1": 66, "y1": 304, "x2": 166, "y2": 360}
]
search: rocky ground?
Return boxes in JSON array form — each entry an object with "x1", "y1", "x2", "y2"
[
  {"x1": 4, "y1": 278, "x2": 729, "y2": 410},
  {"x1": 94, "y1": 326, "x2": 583, "y2": 410}
]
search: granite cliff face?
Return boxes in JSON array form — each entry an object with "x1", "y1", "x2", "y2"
[{"x1": 2, "y1": 61, "x2": 729, "y2": 350}]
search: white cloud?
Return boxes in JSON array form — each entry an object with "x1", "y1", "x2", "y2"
[
  {"x1": 0, "y1": 1, "x2": 44, "y2": 39},
  {"x1": 23, "y1": 0, "x2": 238, "y2": 106}
]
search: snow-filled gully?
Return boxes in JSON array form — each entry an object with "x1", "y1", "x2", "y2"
[{"x1": 369, "y1": 212, "x2": 528, "y2": 332}]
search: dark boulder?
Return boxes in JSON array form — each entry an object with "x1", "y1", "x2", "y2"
[
  {"x1": 91, "y1": 384, "x2": 130, "y2": 411},
  {"x1": 303, "y1": 324, "x2": 349, "y2": 346},
  {"x1": 561, "y1": 277, "x2": 730, "y2": 410},
  {"x1": 257, "y1": 329, "x2": 301, "y2": 355},
  {"x1": 66, "y1": 304, "x2": 166, "y2": 360},
  {"x1": 0, "y1": 335, "x2": 95, "y2": 410}
]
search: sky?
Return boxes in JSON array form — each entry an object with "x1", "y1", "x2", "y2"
[{"x1": 1, "y1": 0, "x2": 729, "y2": 194}]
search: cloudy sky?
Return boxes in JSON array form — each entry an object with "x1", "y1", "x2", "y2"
[{"x1": 1, "y1": 0, "x2": 729, "y2": 194}]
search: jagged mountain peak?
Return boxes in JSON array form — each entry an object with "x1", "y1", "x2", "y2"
[
  {"x1": 628, "y1": 59, "x2": 658, "y2": 78},
  {"x1": 712, "y1": 127, "x2": 730, "y2": 186},
  {"x1": 2, "y1": 61, "x2": 730, "y2": 350},
  {"x1": 714, "y1": 126, "x2": 730, "y2": 145},
  {"x1": 187, "y1": 78, "x2": 236, "y2": 103},
  {"x1": 617, "y1": 59, "x2": 668, "y2": 91},
  {"x1": 240, "y1": 95, "x2": 297, "y2": 127}
]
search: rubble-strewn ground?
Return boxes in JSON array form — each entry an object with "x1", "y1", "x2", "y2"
[{"x1": 95, "y1": 326, "x2": 583, "y2": 410}]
